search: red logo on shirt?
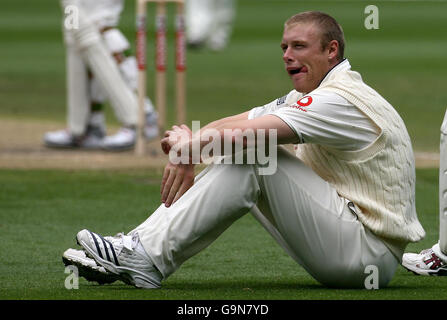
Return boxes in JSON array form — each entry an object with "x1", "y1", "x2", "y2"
[
  {"x1": 297, "y1": 96, "x2": 313, "y2": 107},
  {"x1": 290, "y1": 96, "x2": 313, "y2": 112}
]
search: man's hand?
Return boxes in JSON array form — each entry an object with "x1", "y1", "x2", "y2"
[
  {"x1": 161, "y1": 161, "x2": 195, "y2": 207},
  {"x1": 160, "y1": 124, "x2": 192, "y2": 155}
]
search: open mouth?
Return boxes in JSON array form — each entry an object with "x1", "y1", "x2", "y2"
[
  {"x1": 289, "y1": 67, "x2": 302, "y2": 75},
  {"x1": 288, "y1": 66, "x2": 307, "y2": 75}
]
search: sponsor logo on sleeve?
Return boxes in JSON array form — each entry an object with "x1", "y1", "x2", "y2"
[
  {"x1": 289, "y1": 96, "x2": 313, "y2": 112},
  {"x1": 276, "y1": 95, "x2": 287, "y2": 106}
]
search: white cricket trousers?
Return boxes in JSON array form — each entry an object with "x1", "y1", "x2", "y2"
[{"x1": 131, "y1": 147, "x2": 399, "y2": 288}]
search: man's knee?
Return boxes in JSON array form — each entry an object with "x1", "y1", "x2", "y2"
[
  {"x1": 211, "y1": 163, "x2": 255, "y2": 176},
  {"x1": 310, "y1": 261, "x2": 396, "y2": 289}
]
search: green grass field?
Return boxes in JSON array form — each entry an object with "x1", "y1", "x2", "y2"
[
  {"x1": 1, "y1": 0, "x2": 447, "y2": 301},
  {"x1": 0, "y1": 168, "x2": 445, "y2": 300},
  {"x1": 0, "y1": 169, "x2": 447, "y2": 300}
]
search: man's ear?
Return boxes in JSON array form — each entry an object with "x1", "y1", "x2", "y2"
[{"x1": 327, "y1": 40, "x2": 339, "y2": 61}]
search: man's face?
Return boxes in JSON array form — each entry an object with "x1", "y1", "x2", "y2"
[{"x1": 281, "y1": 23, "x2": 336, "y2": 93}]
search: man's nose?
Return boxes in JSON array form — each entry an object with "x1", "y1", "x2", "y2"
[{"x1": 283, "y1": 47, "x2": 294, "y2": 62}]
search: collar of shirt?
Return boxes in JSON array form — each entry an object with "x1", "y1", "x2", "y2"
[
  {"x1": 286, "y1": 59, "x2": 351, "y2": 104},
  {"x1": 318, "y1": 58, "x2": 351, "y2": 88}
]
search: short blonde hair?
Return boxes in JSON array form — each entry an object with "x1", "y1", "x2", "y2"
[{"x1": 285, "y1": 11, "x2": 345, "y2": 61}]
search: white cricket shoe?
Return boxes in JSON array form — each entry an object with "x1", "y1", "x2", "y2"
[
  {"x1": 44, "y1": 112, "x2": 106, "y2": 149},
  {"x1": 62, "y1": 248, "x2": 119, "y2": 284},
  {"x1": 44, "y1": 128, "x2": 104, "y2": 149},
  {"x1": 44, "y1": 130, "x2": 77, "y2": 148},
  {"x1": 402, "y1": 245, "x2": 447, "y2": 276},
  {"x1": 76, "y1": 229, "x2": 163, "y2": 289},
  {"x1": 102, "y1": 127, "x2": 136, "y2": 151}
]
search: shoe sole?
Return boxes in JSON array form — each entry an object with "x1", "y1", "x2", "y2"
[
  {"x1": 44, "y1": 142, "x2": 104, "y2": 150},
  {"x1": 101, "y1": 144, "x2": 135, "y2": 152},
  {"x1": 76, "y1": 233, "x2": 160, "y2": 289},
  {"x1": 401, "y1": 263, "x2": 447, "y2": 276},
  {"x1": 62, "y1": 255, "x2": 120, "y2": 285},
  {"x1": 44, "y1": 142, "x2": 78, "y2": 149}
]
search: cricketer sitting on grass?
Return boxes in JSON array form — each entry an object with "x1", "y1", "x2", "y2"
[
  {"x1": 44, "y1": 0, "x2": 159, "y2": 151},
  {"x1": 402, "y1": 110, "x2": 447, "y2": 276},
  {"x1": 63, "y1": 11, "x2": 425, "y2": 289}
]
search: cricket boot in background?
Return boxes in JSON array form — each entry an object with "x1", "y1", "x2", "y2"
[
  {"x1": 44, "y1": 111, "x2": 105, "y2": 149},
  {"x1": 402, "y1": 243, "x2": 447, "y2": 276}
]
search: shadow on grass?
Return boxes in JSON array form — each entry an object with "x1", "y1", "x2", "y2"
[
  {"x1": 78, "y1": 278, "x2": 396, "y2": 291},
  {"x1": 77, "y1": 278, "x2": 321, "y2": 291},
  {"x1": 63, "y1": 274, "x2": 447, "y2": 300},
  {"x1": 78, "y1": 275, "x2": 443, "y2": 289}
]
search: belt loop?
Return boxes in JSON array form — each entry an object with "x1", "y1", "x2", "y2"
[{"x1": 347, "y1": 201, "x2": 359, "y2": 220}]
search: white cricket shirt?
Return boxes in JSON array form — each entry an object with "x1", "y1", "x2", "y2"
[{"x1": 248, "y1": 62, "x2": 380, "y2": 151}]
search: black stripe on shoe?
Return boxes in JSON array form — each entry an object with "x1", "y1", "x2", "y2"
[
  {"x1": 88, "y1": 230, "x2": 104, "y2": 259},
  {"x1": 108, "y1": 241, "x2": 120, "y2": 266},
  {"x1": 97, "y1": 234, "x2": 120, "y2": 267},
  {"x1": 107, "y1": 241, "x2": 120, "y2": 266},
  {"x1": 99, "y1": 236, "x2": 111, "y2": 263}
]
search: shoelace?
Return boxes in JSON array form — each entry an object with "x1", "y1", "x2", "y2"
[
  {"x1": 420, "y1": 249, "x2": 447, "y2": 268},
  {"x1": 108, "y1": 233, "x2": 139, "y2": 251},
  {"x1": 420, "y1": 248, "x2": 433, "y2": 256}
]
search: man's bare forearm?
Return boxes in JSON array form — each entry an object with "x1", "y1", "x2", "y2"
[{"x1": 197, "y1": 111, "x2": 250, "y2": 132}]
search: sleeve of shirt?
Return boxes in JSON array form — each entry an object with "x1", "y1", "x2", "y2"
[
  {"x1": 248, "y1": 91, "x2": 294, "y2": 120},
  {"x1": 267, "y1": 90, "x2": 380, "y2": 151}
]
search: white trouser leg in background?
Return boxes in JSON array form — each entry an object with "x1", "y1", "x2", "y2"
[
  {"x1": 89, "y1": 46, "x2": 156, "y2": 115},
  {"x1": 131, "y1": 148, "x2": 398, "y2": 288},
  {"x1": 206, "y1": 0, "x2": 235, "y2": 50},
  {"x1": 65, "y1": 38, "x2": 90, "y2": 136},
  {"x1": 70, "y1": 7, "x2": 138, "y2": 127},
  {"x1": 185, "y1": 0, "x2": 235, "y2": 50},
  {"x1": 185, "y1": 0, "x2": 214, "y2": 45},
  {"x1": 438, "y1": 109, "x2": 447, "y2": 254}
]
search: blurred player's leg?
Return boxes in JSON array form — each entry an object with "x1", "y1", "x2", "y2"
[
  {"x1": 105, "y1": 35, "x2": 158, "y2": 140},
  {"x1": 119, "y1": 57, "x2": 159, "y2": 140},
  {"x1": 72, "y1": 8, "x2": 138, "y2": 139},
  {"x1": 402, "y1": 109, "x2": 447, "y2": 275},
  {"x1": 206, "y1": 0, "x2": 235, "y2": 51},
  {"x1": 43, "y1": 28, "x2": 105, "y2": 148},
  {"x1": 46, "y1": 0, "x2": 157, "y2": 150},
  {"x1": 438, "y1": 109, "x2": 447, "y2": 253},
  {"x1": 88, "y1": 29, "x2": 158, "y2": 150},
  {"x1": 66, "y1": 45, "x2": 90, "y2": 136},
  {"x1": 185, "y1": 0, "x2": 214, "y2": 48},
  {"x1": 186, "y1": 0, "x2": 236, "y2": 51},
  {"x1": 86, "y1": 27, "x2": 138, "y2": 150}
]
